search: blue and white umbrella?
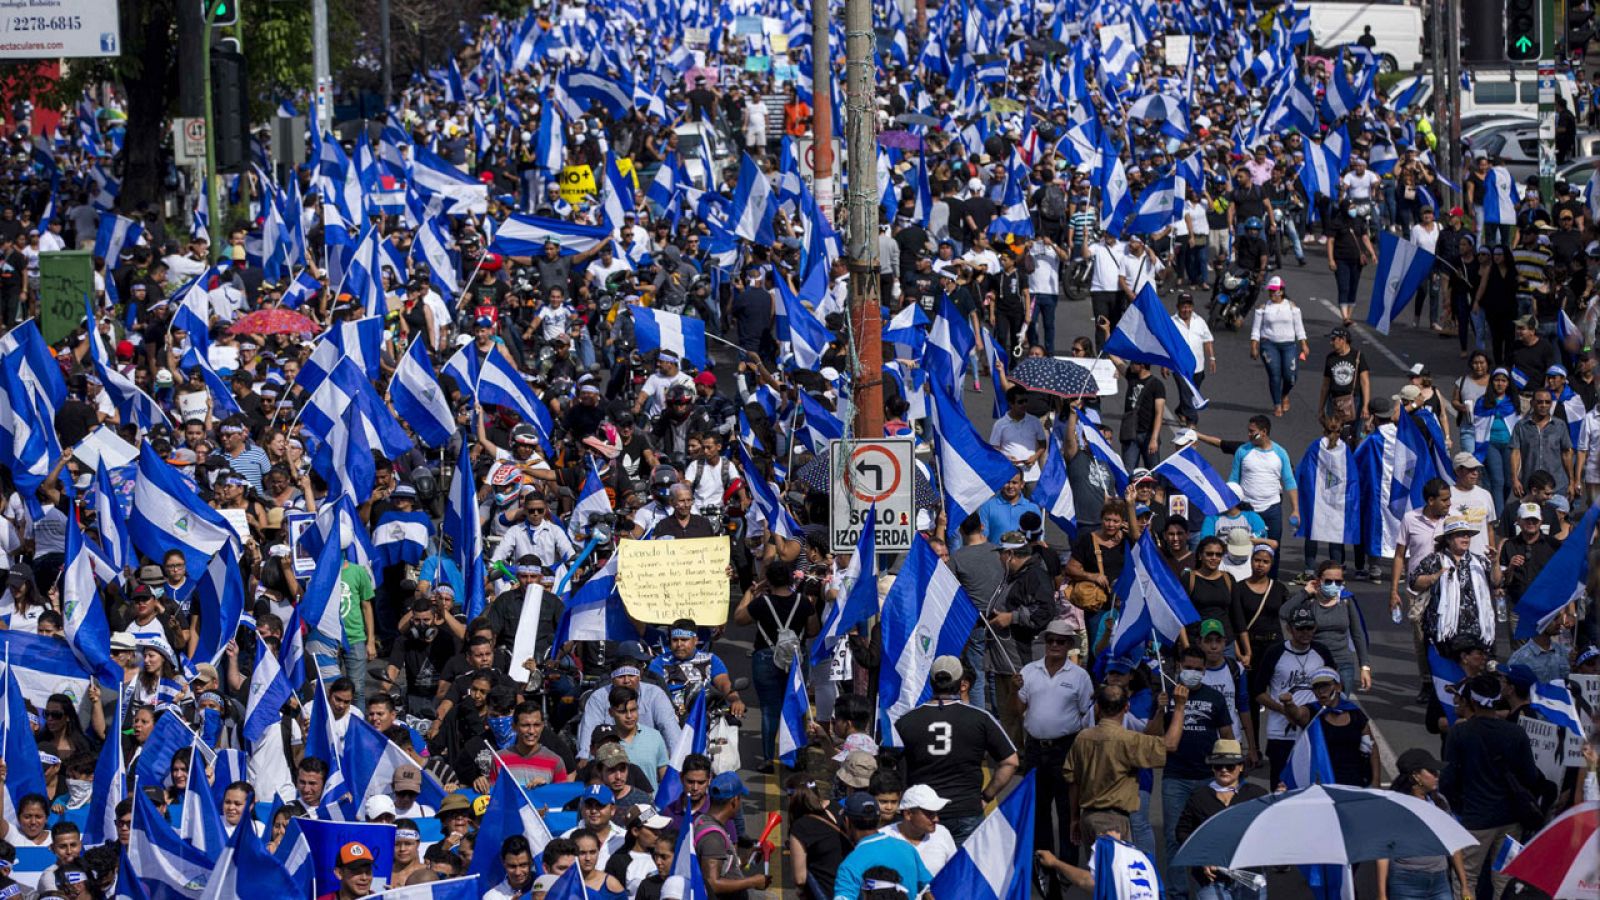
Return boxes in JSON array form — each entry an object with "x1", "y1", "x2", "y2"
[{"x1": 1172, "y1": 785, "x2": 1477, "y2": 868}]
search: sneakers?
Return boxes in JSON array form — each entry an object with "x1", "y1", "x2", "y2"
[{"x1": 1366, "y1": 564, "x2": 1384, "y2": 582}]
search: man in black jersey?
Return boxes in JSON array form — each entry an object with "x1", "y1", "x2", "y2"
[{"x1": 891, "y1": 655, "x2": 1019, "y2": 844}]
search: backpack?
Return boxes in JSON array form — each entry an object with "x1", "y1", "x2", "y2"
[
  {"x1": 760, "y1": 594, "x2": 804, "y2": 672},
  {"x1": 1039, "y1": 183, "x2": 1069, "y2": 222}
]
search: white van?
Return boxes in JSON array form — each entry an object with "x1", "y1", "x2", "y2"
[
  {"x1": 1460, "y1": 67, "x2": 1580, "y2": 118},
  {"x1": 1304, "y1": 1, "x2": 1425, "y2": 73}
]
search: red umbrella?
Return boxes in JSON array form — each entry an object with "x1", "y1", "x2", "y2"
[
  {"x1": 227, "y1": 308, "x2": 321, "y2": 337},
  {"x1": 1503, "y1": 801, "x2": 1598, "y2": 899}
]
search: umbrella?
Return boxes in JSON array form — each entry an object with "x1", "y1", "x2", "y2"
[
  {"x1": 227, "y1": 308, "x2": 321, "y2": 336},
  {"x1": 793, "y1": 455, "x2": 938, "y2": 511},
  {"x1": 895, "y1": 113, "x2": 942, "y2": 128},
  {"x1": 1007, "y1": 357, "x2": 1100, "y2": 398},
  {"x1": 1503, "y1": 801, "x2": 1598, "y2": 899},
  {"x1": 877, "y1": 130, "x2": 923, "y2": 151},
  {"x1": 1172, "y1": 785, "x2": 1478, "y2": 869}
]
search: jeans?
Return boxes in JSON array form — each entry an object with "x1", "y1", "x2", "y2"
[
  {"x1": 1176, "y1": 370, "x2": 1206, "y2": 424},
  {"x1": 1260, "y1": 340, "x2": 1299, "y2": 406},
  {"x1": 750, "y1": 648, "x2": 786, "y2": 763},
  {"x1": 1482, "y1": 442, "x2": 1512, "y2": 511},
  {"x1": 1187, "y1": 241, "x2": 1211, "y2": 286},
  {"x1": 1276, "y1": 217, "x2": 1305, "y2": 263},
  {"x1": 1414, "y1": 274, "x2": 1441, "y2": 326},
  {"x1": 1386, "y1": 867, "x2": 1453, "y2": 900},
  {"x1": 1162, "y1": 775, "x2": 1211, "y2": 898},
  {"x1": 1131, "y1": 787, "x2": 1157, "y2": 860},
  {"x1": 310, "y1": 634, "x2": 370, "y2": 709},
  {"x1": 1452, "y1": 290, "x2": 1475, "y2": 351},
  {"x1": 944, "y1": 814, "x2": 983, "y2": 846},
  {"x1": 1122, "y1": 434, "x2": 1158, "y2": 470},
  {"x1": 965, "y1": 628, "x2": 990, "y2": 711},
  {"x1": 1030, "y1": 293, "x2": 1059, "y2": 355},
  {"x1": 1334, "y1": 261, "x2": 1363, "y2": 313}
]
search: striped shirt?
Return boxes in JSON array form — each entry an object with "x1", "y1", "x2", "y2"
[{"x1": 226, "y1": 445, "x2": 272, "y2": 491}]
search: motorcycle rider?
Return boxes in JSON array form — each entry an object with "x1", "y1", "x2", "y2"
[
  {"x1": 1223, "y1": 218, "x2": 1270, "y2": 326},
  {"x1": 647, "y1": 618, "x2": 747, "y2": 720}
]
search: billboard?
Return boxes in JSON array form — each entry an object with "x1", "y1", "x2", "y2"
[{"x1": 0, "y1": 0, "x2": 122, "y2": 59}]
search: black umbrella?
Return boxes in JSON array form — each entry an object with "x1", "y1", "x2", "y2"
[
  {"x1": 1007, "y1": 356, "x2": 1100, "y2": 398},
  {"x1": 793, "y1": 454, "x2": 939, "y2": 511},
  {"x1": 894, "y1": 112, "x2": 942, "y2": 128}
]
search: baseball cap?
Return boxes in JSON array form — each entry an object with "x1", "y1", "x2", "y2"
[
  {"x1": 1265, "y1": 275, "x2": 1284, "y2": 291},
  {"x1": 1329, "y1": 325, "x2": 1351, "y2": 340},
  {"x1": 996, "y1": 530, "x2": 1030, "y2": 551},
  {"x1": 1396, "y1": 748, "x2": 1444, "y2": 775},
  {"x1": 929, "y1": 655, "x2": 963, "y2": 689},
  {"x1": 363, "y1": 794, "x2": 397, "y2": 820},
  {"x1": 1131, "y1": 467, "x2": 1156, "y2": 484},
  {"x1": 594, "y1": 742, "x2": 630, "y2": 769},
  {"x1": 338, "y1": 842, "x2": 374, "y2": 867},
  {"x1": 580, "y1": 784, "x2": 616, "y2": 805},
  {"x1": 1172, "y1": 428, "x2": 1198, "y2": 447},
  {"x1": 708, "y1": 772, "x2": 749, "y2": 801},
  {"x1": 1500, "y1": 663, "x2": 1538, "y2": 688},
  {"x1": 693, "y1": 371, "x2": 717, "y2": 387},
  {"x1": 899, "y1": 785, "x2": 950, "y2": 812},
  {"x1": 474, "y1": 315, "x2": 495, "y2": 328},
  {"x1": 1518, "y1": 502, "x2": 1543, "y2": 521},
  {"x1": 1452, "y1": 452, "x2": 1482, "y2": 470},
  {"x1": 843, "y1": 792, "x2": 880, "y2": 820},
  {"x1": 1408, "y1": 363, "x2": 1431, "y2": 377},
  {"x1": 1198, "y1": 619, "x2": 1226, "y2": 639},
  {"x1": 836, "y1": 750, "x2": 879, "y2": 789},
  {"x1": 1289, "y1": 608, "x2": 1317, "y2": 629},
  {"x1": 1105, "y1": 656, "x2": 1137, "y2": 675},
  {"x1": 392, "y1": 765, "x2": 423, "y2": 793}
]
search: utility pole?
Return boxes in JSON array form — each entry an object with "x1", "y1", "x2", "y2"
[
  {"x1": 1539, "y1": 0, "x2": 1557, "y2": 203},
  {"x1": 1447, "y1": 0, "x2": 1462, "y2": 204},
  {"x1": 811, "y1": 0, "x2": 834, "y2": 220},
  {"x1": 312, "y1": 0, "x2": 332, "y2": 129},
  {"x1": 201, "y1": 2, "x2": 221, "y2": 264},
  {"x1": 844, "y1": 0, "x2": 882, "y2": 439},
  {"x1": 380, "y1": 0, "x2": 393, "y2": 111},
  {"x1": 1431, "y1": 0, "x2": 1447, "y2": 199}
]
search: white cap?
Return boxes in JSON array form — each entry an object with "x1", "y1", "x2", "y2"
[
  {"x1": 1172, "y1": 428, "x2": 1198, "y2": 447},
  {"x1": 362, "y1": 794, "x2": 397, "y2": 820},
  {"x1": 900, "y1": 784, "x2": 951, "y2": 812},
  {"x1": 1518, "y1": 502, "x2": 1543, "y2": 521}
]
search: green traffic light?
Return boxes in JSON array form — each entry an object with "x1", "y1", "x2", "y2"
[{"x1": 1515, "y1": 35, "x2": 1533, "y2": 50}]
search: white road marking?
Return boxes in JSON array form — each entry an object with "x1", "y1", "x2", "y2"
[{"x1": 1310, "y1": 296, "x2": 1410, "y2": 370}]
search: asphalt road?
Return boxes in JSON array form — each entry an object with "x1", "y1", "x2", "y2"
[{"x1": 711, "y1": 243, "x2": 1468, "y2": 897}]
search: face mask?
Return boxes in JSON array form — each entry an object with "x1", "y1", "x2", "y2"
[
  {"x1": 66, "y1": 778, "x2": 93, "y2": 807},
  {"x1": 1319, "y1": 582, "x2": 1341, "y2": 599},
  {"x1": 410, "y1": 625, "x2": 438, "y2": 642},
  {"x1": 1178, "y1": 669, "x2": 1205, "y2": 689},
  {"x1": 488, "y1": 714, "x2": 516, "y2": 750}
]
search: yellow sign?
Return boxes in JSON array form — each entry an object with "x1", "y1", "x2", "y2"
[
  {"x1": 559, "y1": 164, "x2": 596, "y2": 203},
  {"x1": 615, "y1": 537, "x2": 731, "y2": 626}
]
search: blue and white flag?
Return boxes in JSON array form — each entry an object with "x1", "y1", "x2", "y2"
[
  {"x1": 1104, "y1": 286, "x2": 1207, "y2": 408},
  {"x1": 1300, "y1": 140, "x2": 1343, "y2": 203},
  {"x1": 279, "y1": 270, "x2": 322, "y2": 311},
  {"x1": 810, "y1": 511, "x2": 877, "y2": 666},
  {"x1": 567, "y1": 460, "x2": 612, "y2": 541},
  {"x1": 796, "y1": 392, "x2": 845, "y2": 455},
  {"x1": 656, "y1": 690, "x2": 708, "y2": 811},
  {"x1": 189, "y1": 542, "x2": 245, "y2": 669},
  {"x1": 468, "y1": 751, "x2": 554, "y2": 889},
  {"x1": 304, "y1": 676, "x2": 351, "y2": 817},
  {"x1": 633, "y1": 305, "x2": 709, "y2": 369},
  {"x1": 491, "y1": 214, "x2": 613, "y2": 257},
  {"x1": 93, "y1": 213, "x2": 143, "y2": 263},
  {"x1": 1089, "y1": 835, "x2": 1162, "y2": 900},
  {"x1": 1281, "y1": 709, "x2": 1337, "y2": 790},
  {"x1": 341, "y1": 714, "x2": 447, "y2": 819},
  {"x1": 368, "y1": 877, "x2": 481, "y2": 900},
  {"x1": 446, "y1": 438, "x2": 488, "y2": 621},
  {"x1": 1530, "y1": 681, "x2": 1587, "y2": 739},
  {"x1": 124, "y1": 787, "x2": 215, "y2": 899},
  {"x1": 1482, "y1": 165, "x2": 1519, "y2": 225},
  {"x1": 879, "y1": 536, "x2": 980, "y2": 744},
  {"x1": 1034, "y1": 427, "x2": 1078, "y2": 537},
  {"x1": 550, "y1": 554, "x2": 634, "y2": 645},
  {"x1": 86, "y1": 698, "x2": 125, "y2": 845},
  {"x1": 928, "y1": 367, "x2": 1017, "y2": 543},
  {"x1": 130, "y1": 441, "x2": 237, "y2": 576},
  {"x1": 296, "y1": 524, "x2": 350, "y2": 647},
  {"x1": 412, "y1": 213, "x2": 461, "y2": 300},
  {"x1": 410, "y1": 146, "x2": 489, "y2": 214},
  {"x1": 180, "y1": 742, "x2": 226, "y2": 861},
  {"x1": 243, "y1": 637, "x2": 295, "y2": 745},
  {"x1": 443, "y1": 342, "x2": 555, "y2": 454},
  {"x1": 784, "y1": 290, "x2": 835, "y2": 372},
  {"x1": 930, "y1": 772, "x2": 1034, "y2": 900},
  {"x1": 388, "y1": 336, "x2": 456, "y2": 450},
  {"x1": 1366, "y1": 232, "x2": 1436, "y2": 335},
  {"x1": 1077, "y1": 415, "x2": 1130, "y2": 492},
  {"x1": 735, "y1": 442, "x2": 803, "y2": 541},
  {"x1": 199, "y1": 809, "x2": 299, "y2": 900},
  {"x1": 0, "y1": 648, "x2": 48, "y2": 832},
  {"x1": 730, "y1": 152, "x2": 777, "y2": 245},
  {"x1": 62, "y1": 515, "x2": 120, "y2": 685},
  {"x1": 1391, "y1": 409, "x2": 1448, "y2": 518},
  {"x1": 1125, "y1": 173, "x2": 1183, "y2": 236},
  {"x1": 93, "y1": 455, "x2": 133, "y2": 571},
  {"x1": 1427, "y1": 644, "x2": 1467, "y2": 726},
  {"x1": 1516, "y1": 503, "x2": 1599, "y2": 640},
  {"x1": 1108, "y1": 529, "x2": 1201, "y2": 659},
  {"x1": 372, "y1": 508, "x2": 433, "y2": 570},
  {"x1": 299, "y1": 316, "x2": 386, "y2": 391},
  {"x1": 1296, "y1": 437, "x2": 1363, "y2": 547},
  {"x1": 776, "y1": 647, "x2": 809, "y2": 767},
  {"x1": 1152, "y1": 446, "x2": 1238, "y2": 516},
  {"x1": 310, "y1": 397, "x2": 376, "y2": 504},
  {"x1": 133, "y1": 713, "x2": 207, "y2": 791},
  {"x1": 295, "y1": 819, "x2": 397, "y2": 895}
]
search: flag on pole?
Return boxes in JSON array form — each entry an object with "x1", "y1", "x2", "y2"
[
  {"x1": 1366, "y1": 232, "x2": 1436, "y2": 335},
  {"x1": 879, "y1": 536, "x2": 979, "y2": 744}
]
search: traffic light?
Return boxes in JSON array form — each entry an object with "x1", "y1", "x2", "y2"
[
  {"x1": 1506, "y1": 0, "x2": 1541, "y2": 60},
  {"x1": 207, "y1": 0, "x2": 237, "y2": 27},
  {"x1": 210, "y1": 47, "x2": 249, "y2": 173}
]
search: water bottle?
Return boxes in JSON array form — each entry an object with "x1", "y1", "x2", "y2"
[
  {"x1": 1391, "y1": 604, "x2": 1403, "y2": 625},
  {"x1": 1496, "y1": 594, "x2": 1508, "y2": 623}
]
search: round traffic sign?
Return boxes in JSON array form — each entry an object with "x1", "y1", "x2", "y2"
[{"x1": 847, "y1": 444, "x2": 902, "y2": 504}]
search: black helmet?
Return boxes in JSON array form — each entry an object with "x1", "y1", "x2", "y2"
[
  {"x1": 510, "y1": 424, "x2": 540, "y2": 447},
  {"x1": 650, "y1": 465, "x2": 680, "y2": 489}
]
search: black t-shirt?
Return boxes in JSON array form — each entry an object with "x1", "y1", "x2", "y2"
[
  {"x1": 1071, "y1": 532, "x2": 1126, "y2": 586},
  {"x1": 789, "y1": 814, "x2": 850, "y2": 899},
  {"x1": 1164, "y1": 683, "x2": 1232, "y2": 779},
  {"x1": 1509, "y1": 338, "x2": 1558, "y2": 388},
  {"x1": 388, "y1": 631, "x2": 462, "y2": 700},
  {"x1": 1231, "y1": 185, "x2": 1268, "y2": 220},
  {"x1": 1329, "y1": 224, "x2": 1365, "y2": 263},
  {"x1": 654, "y1": 514, "x2": 717, "y2": 539},
  {"x1": 730, "y1": 288, "x2": 773, "y2": 349},
  {"x1": 1119, "y1": 373, "x2": 1166, "y2": 442},
  {"x1": 618, "y1": 431, "x2": 655, "y2": 480},
  {"x1": 747, "y1": 591, "x2": 814, "y2": 651},
  {"x1": 1322, "y1": 349, "x2": 1368, "y2": 398},
  {"x1": 894, "y1": 700, "x2": 1016, "y2": 819}
]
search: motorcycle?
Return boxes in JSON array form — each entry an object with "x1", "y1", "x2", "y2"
[{"x1": 1207, "y1": 260, "x2": 1258, "y2": 331}]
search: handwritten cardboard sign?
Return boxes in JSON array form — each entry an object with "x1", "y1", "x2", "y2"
[{"x1": 615, "y1": 536, "x2": 731, "y2": 625}]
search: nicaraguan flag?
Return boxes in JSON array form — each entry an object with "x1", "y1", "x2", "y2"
[
  {"x1": 1482, "y1": 165, "x2": 1519, "y2": 224},
  {"x1": 0, "y1": 648, "x2": 49, "y2": 833},
  {"x1": 1152, "y1": 446, "x2": 1238, "y2": 516},
  {"x1": 884, "y1": 298, "x2": 931, "y2": 361},
  {"x1": 1296, "y1": 437, "x2": 1363, "y2": 546},
  {"x1": 879, "y1": 535, "x2": 980, "y2": 744},
  {"x1": 776, "y1": 649, "x2": 809, "y2": 767},
  {"x1": 466, "y1": 750, "x2": 555, "y2": 888},
  {"x1": 736, "y1": 442, "x2": 803, "y2": 541},
  {"x1": 372, "y1": 508, "x2": 433, "y2": 570},
  {"x1": 730, "y1": 152, "x2": 777, "y2": 245},
  {"x1": 1366, "y1": 232, "x2": 1435, "y2": 335},
  {"x1": 550, "y1": 554, "x2": 633, "y2": 644},
  {"x1": 633, "y1": 305, "x2": 709, "y2": 369},
  {"x1": 1077, "y1": 416, "x2": 1131, "y2": 492},
  {"x1": 295, "y1": 819, "x2": 397, "y2": 895},
  {"x1": 124, "y1": 787, "x2": 215, "y2": 898},
  {"x1": 1427, "y1": 644, "x2": 1466, "y2": 726},
  {"x1": 279, "y1": 270, "x2": 322, "y2": 310},
  {"x1": 1281, "y1": 709, "x2": 1337, "y2": 789},
  {"x1": 366, "y1": 877, "x2": 480, "y2": 900},
  {"x1": 409, "y1": 145, "x2": 489, "y2": 214},
  {"x1": 1090, "y1": 835, "x2": 1163, "y2": 900},
  {"x1": 1034, "y1": 426, "x2": 1078, "y2": 537},
  {"x1": 1103, "y1": 285, "x2": 1207, "y2": 408},
  {"x1": 412, "y1": 212, "x2": 461, "y2": 300},
  {"x1": 1530, "y1": 680, "x2": 1587, "y2": 739},
  {"x1": 446, "y1": 437, "x2": 488, "y2": 621},
  {"x1": 930, "y1": 771, "x2": 1035, "y2": 899},
  {"x1": 130, "y1": 441, "x2": 237, "y2": 576},
  {"x1": 784, "y1": 286, "x2": 835, "y2": 372},
  {"x1": 491, "y1": 213, "x2": 613, "y2": 256},
  {"x1": 61, "y1": 516, "x2": 119, "y2": 684},
  {"x1": 189, "y1": 542, "x2": 246, "y2": 669},
  {"x1": 180, "y1": 740, "x2": 226, "y2": 861},
  {"x1": 341, "y1": 714, "x2": 447, "y2": 820},
  {"x1": 810, "y1": 511, "x2": 877, "y2": 665},
  {"x1": 797, "y1": 392, "x2": 845, "y2": 455},
  {"x1": 296, "y1": 523, "x2": 350, "y2": 647},
  {"x1": 243, "y1": 637, "x2": 295, "y2": 745},
  {"x1": 1516, "y1": 503, "x2": 1599, "y2": 640},
  {"x1": 85, "y1": 698, "x2": 125, "y2": 845},
  {"x1": 1108, "y1": 529, "x2": 1201, "y2": 659},
  {"x1": 199, "y1": 810, "x2": 299, "y2": 899},
  {"x1": 567, "y1": 459, "x2": 612, "y2": 541},
  {"x1": 1125, "y1": 172, "x2": 1183, "y2": 236},
  {"x1": 93, "y1": 213, "x2": 143, "y2": 264},
  {"x1": 388, "y1": 336, "x2": 456, "y2": 450},
  {"x1": 928, "y1": 364, "x2": 1018, "y2": 543},
  {"x1": 655, "y1": 690, "x2": 708, "y2": 811}
]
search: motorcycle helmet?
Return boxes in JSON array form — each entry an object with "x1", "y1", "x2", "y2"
[
  {"x1": 1243, "y1": 217, "x2": 1263, "y2": 232},
  {"x1": 511, "y1": 424, "x2": 540, "y2": 448},
  {"x1": 650, "y1": 465, "x2": 680, "y2": 502}
]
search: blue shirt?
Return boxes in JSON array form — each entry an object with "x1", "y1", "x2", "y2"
[
  {"x1": 832, "y1": 832, "x2": 932, "y2": 900},
  {"x1": 978, "y1": 492, "x2": 1043, "y2": 542}
]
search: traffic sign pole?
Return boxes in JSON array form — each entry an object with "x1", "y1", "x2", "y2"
[
  {"x1": 1540, "y1": 0, "x2": 1556, "y2": 204},
  {"x1": 201, "y1": 0, "x2": 221, "y2": 263}
]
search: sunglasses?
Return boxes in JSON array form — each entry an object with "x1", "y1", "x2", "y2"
[
  {"x1": 1201, "y1": 551, "x2": 1224, "y2": 558},
  {"x1": 1322, "y1": 578, "x2": 1344, "y2": 585},
  {"x1": 1044, "y1": 637, "x2": 1072, "y2": 645}
]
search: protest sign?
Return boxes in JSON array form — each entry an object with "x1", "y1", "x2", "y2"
[{"x1": 616, "y1": 536, "x2": 731, "y2": 625}]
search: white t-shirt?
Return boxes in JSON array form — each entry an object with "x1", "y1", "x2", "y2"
[
  {"x1": 1340, "y1": 170, "x2": 1381, "y2": 201},
  {"x1": 1087, "y1": 241, "x2": 1123, "y2": 292},
  {"x1": 1027, "y1": 242, "x2": 1060, "y2": 295},
  {"x1": 638, "y1": 370, "x2": 693, "y2": 417},
  {"x1": 1171, "y1": 313, "x2": 1214, "y2": 375},
  {"x1": 990, "y1": 413, "x2": 1048, "y2": 481},
  {"x1": 880, "y1": 822, "x2": 959, "y2": 876},
  {"x1": 1118, "y1": 249, "x2": 1163, "y2": 296},
  {"x1": 1410, "y1": 221, "x2": 1441, "y2": 255},
  {"x1": 1450, "y1": 483, "x2": 1497, "y2": 555}
]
